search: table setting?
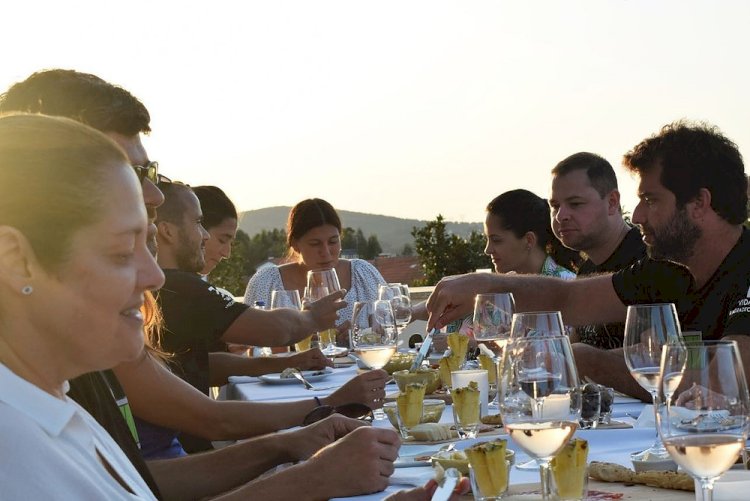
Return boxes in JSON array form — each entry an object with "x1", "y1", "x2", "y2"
[{"x1": 224, "y1": 299, "x2": 750, "y2": 500}]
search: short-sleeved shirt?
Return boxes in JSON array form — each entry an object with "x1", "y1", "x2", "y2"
[
  {"x1": 243, "y1": 259, "x2": 387, "y2": 326},
  {"x1": 0, "y1": 364, "x2": 157, "y2": 500},
  {"x1": 612, "y1": 228, "x2": 750, "y2": 340},
  {"x1": 576, "y1": 226, "x2": 647, "y2": 348},
  {"x1": 157, "y1": 269, "x2": 249, "y2": 396}
]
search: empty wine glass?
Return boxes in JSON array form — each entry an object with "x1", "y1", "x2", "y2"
[
  {"x1": 351, "y1": 300, "x2": 398, "y2": 420},
  {"x1": 499, "y1": 335, "x2": 581, "y2": 499},
  {"x1": 306, "y1": 269, "x2": 346, "y2": 357},
  {"x1": 473, "y1": 293, "x2": 515, "y2": 410},
  {"x1": 270, "y1": 289, "x2": 302, "y2": 353},
  {"x1": 658, "y1": 341, "x2": 749, "y2": 501},
  {"x1": 378, "y1": 284, "x2": 412, "y2": 332},
  {"x1": 624, "y1": 303, "x2": 682, "y2": 461},
  {"x1": 270, "y1": 289, "x2": 302, "y2": 310},
  {"x1": 510, "y1": 311, "x2": 566, "y2": 339}
]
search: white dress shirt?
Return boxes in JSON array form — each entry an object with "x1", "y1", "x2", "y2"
[{"x1": 0, "y1": 363, "x2": 156, "y2": 500}]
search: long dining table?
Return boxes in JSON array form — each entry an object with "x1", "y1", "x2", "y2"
[{"x1": 227, "y1": 364, "x2": 697, "y2": 500}]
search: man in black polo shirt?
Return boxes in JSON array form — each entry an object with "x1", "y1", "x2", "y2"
[
  {"x1": 549, "y1": 152, "x2": 646, "y2": 348},
  {"x1": 426, "y1": 120, "x2": 750, "y2": 399}
]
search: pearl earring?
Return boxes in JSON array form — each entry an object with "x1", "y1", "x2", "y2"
[{"x1": 21, "y1": 285, "x2": 33, "y2": 295}]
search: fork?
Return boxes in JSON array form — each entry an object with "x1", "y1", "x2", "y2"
[{"x1": 288, "y1": 369, "x2": 336, "y2": 391}]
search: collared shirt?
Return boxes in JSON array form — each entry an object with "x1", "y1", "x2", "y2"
[{"x1": 0, "y1": 363, "x2": 156, "y2": 500}]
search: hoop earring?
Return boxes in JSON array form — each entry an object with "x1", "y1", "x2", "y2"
[{"x1": 21, "y1": 285, "x2": 33, "y2": 295}]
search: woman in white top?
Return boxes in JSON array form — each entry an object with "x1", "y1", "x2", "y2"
[
  {"x1": 0, "y1": 114, "x2": 164, "y2": 499},
  {"x1": 244, "y1": 198, "x2": 387, "y2": 344}
]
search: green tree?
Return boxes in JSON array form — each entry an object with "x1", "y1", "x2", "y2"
[
  {"x1": 365, "y1": 235, "x2": 382, "y2": 259},
  {"x1": 401, "y1": 243, "x2": 414, "y2": 256},
  {"x1": 411, "y1": 215, "x2": 491, "y2": 285},
  {"x1": 340, "y1": 226, "x2": 382, "y2": 259},
  {"x1": 210, "y1": 228, "x2": 287, "y2": 296}
]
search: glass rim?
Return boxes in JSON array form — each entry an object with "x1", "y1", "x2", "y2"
[
  {"x1": 625, "y1": 302, "x2": 676, "y2": 309},
  {"x1": 511, "y1": 310, "x2": 563, "y2": 316}
]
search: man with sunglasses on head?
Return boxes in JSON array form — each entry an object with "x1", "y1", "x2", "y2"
[{"x1": 0, "y1": 69, "x2": 401, "y2": 500}]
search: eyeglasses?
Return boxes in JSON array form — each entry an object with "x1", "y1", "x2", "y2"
[
  {"x1": 302, "y1": 402, "x2": 374, "y2": 426},
  {"x1": 132, "y1": 161, "x2": 159, "y2": 184}
]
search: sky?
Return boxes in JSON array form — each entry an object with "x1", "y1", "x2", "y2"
[{"x1": 2, "y1": 1, "x2": 749, "y2": 223}]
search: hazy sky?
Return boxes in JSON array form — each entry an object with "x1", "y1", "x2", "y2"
[{"x1": 2, "y1": 1, "x2": 748, "y2": 223}]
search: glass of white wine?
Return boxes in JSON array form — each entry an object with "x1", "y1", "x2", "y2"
[
  {"x1": 306, "y1": 268, "x2": 347, "y2": 357},
  {"x1": 623, "y1": 303, "x2": 682, "y2": 461},
  {"x1": 378, "y1": 284, "x2": 412, "y2": 333},
  {"x1": 499, "y1": 335, "x2": 581, "y2": 499},
  {"x1": 658, "y1": 341, "x2": 749, "y2": 501},
  {"x1": 351, "y1": 300, "x2": 397, "y2": 420}
]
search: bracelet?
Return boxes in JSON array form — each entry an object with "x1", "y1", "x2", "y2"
[{"x1": 314, "y1": 396, "x2": 323, "y2": 407}]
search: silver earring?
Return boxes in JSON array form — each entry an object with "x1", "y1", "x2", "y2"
[{"x1": 21, "y1": 285, "x2": 33, "y2": 295}]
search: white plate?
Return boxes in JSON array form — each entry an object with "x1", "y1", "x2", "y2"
[{"x1": 258, "y1": 368, "x2": 333, "y2": 385}]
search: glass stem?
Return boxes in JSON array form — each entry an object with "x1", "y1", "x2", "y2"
[
  {"x1": 699, "y1": 479, "x2": 715, "y2": 501},
  {"x1": 538, "y1": 460, "x2": 553, "y2": 499},
  {"x1": 650, "y1": 394, "x2": 666, "y2": 453}
]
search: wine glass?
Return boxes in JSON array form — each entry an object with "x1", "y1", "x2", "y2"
[
  {"x1": 270, "y1": 289, "x2": 302, "y2": 310},
  {"x1": 509, "y1": 311, "x2": 566, "y2": 339},
  {"x1": 499, "y1": 335, "x2": 581, "y2": 499},
  {"x1": 306, "y1": 269, "x2": 346, "y2": 357},
  {"x1": 351, "y1": 300, "x2": 398, "y2": 420},
  {"x1": 300, "y1": 285, "x2": 329, "y2": 353},
  {"x1": 472, "y1": 293, "x2": 515, "y2": 409},
  {"x1": 270, "y1": 289, "x2": 302, "y2": 354},
  {"x1": 658, "y1": 341, "x2": 749, "y2": 501},
  {"x1": 623, "y1": 303, "x2": 682, "y2": 461},
  {"x1": 378, "y1": 284, "x2": 412, "y2": 333}
]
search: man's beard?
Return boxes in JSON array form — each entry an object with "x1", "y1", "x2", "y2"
[
  {"x1": 645, "y1": 208, "x2": 701, "y2": 262},
  {"x1": 175, "y1": 229, "x2": 205, "y2": 273}
]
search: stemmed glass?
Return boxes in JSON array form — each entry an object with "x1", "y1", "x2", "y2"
[
  {"x1": 306, "y1": 269, "x2": 347, "y2": 357},
  {"x1": 509, "y1": 310, "x2": 566, "y2": 470},
  {"x1": 378, "y1": 284, "x2": 412, "y2": 333},
  {"x1": 351, "y1": 300, "x2": 398, "y2": 419},
  {"x1": 270, "y1": 289, "x2": 302, "y2": 354},
  {"x1": 658, "y1": 341, "x2": 749, "y2": 501},
  {"x1": 472, "y1": 293, "x2": 515, "y2": 409},
  {"x1": 499, "y1": 336, "x2": 581, "y2": 499},
  {"x1": 509, "y1": 311, "x2": 566, "y2": 339},
  {"x1": 623, "y1": 303, "x2": 683, "y2": 461}
]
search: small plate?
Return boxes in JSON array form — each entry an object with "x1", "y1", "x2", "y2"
[{"x1": 258, "y1": 368, "x2": 333, "y2": 385}]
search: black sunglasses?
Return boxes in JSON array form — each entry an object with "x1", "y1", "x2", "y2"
[
  {"x1": 302, "y1": 403, "x2": 374, "y2": 426},
  {"x1": 132, "y1": 161, "x2": 159, "y2": 184}
]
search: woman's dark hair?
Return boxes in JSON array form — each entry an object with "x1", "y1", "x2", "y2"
[
  {"x1": 286, "y1": 198, "x2": 342, "y2": 250},
  {"x1": 486, "y1": 189, "x2": 580, "y2": 271},
  {"x1": 193, "y1": 185, "x2": 237, "y2": 230}
]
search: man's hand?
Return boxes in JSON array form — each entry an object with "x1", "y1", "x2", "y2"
[
  {"x1": 285, "y1": 413, "x2": 367, "y2": 461},
  {"x1": 305, "y1": 290, "x2": 347, "y2": 331},
  {"x1": 326, "y1": 369, "x2": 389, "y2": 409},
  {"x1": 283, "y1": 348, "x2": 333, "y2": 371},
  {"x1": 426, "y1": 273, "x2": 492, "y2": 330},
  {"x1": 675, "y1": 383, "x2": 730, "y2": 409},
  {"x1": 307, "y1": 427, "x2": 400, "y2": 497},
  {"x1": 384, "y1": 478, "x2": 471, "y2": 500}
]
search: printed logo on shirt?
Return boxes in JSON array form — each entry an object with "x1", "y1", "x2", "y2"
[
  {"x1": 207, "y1": 284, "x2": 237, "y2": 309},
  {"x1": 728, "y1": 294, "x2": 750, "y2": 318}
]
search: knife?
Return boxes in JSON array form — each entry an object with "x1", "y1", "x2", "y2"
[
  {"x1": 410, "y1": 328, "x2": 437, "y2": 372},
  {"x1": 431, "y1": 467, "x2": 460, "y2": 501}
]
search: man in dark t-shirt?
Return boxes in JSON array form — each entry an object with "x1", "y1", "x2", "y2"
[{"x1": 549, "y1": 152, "x2": 647, "y2": 348}]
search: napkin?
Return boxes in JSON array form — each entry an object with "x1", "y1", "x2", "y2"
[
  {"x1": 710, "y1": 470, "x2": 750, "y2": 501},
  {"x1": 228, "y1": 375, "x2": 260, "y2": 384},
  {"x1": 387, "y1": 466, "x2": 434, "y2": 488},
  {"x1": 634, "y1": 404, "x2": 655, "y2": 428}
]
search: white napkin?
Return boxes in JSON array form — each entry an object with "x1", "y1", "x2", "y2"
[
  {"x1": 388, "y1": 467, "x2": 434, "y2": 488},
  {"x1": 709, "y1": 470, "x2": 750, "y2": 501},
  {"x1": 634, "y1": 404, "x2": 655, "y2": 428}
]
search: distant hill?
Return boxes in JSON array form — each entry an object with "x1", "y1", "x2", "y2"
[{"x1": 238, "y1": 206, "x2": 483, "y2": 255}]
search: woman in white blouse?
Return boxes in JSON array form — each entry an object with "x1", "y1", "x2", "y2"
[
  {"x1": 0, "y1": 114, "x2": 164, "y2": 499},
  {"x1": 244, "y1": 198, "x2": 387, "y2": 343}
]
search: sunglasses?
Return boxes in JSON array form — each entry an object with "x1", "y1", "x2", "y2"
[
  {"x1": 132, "y1": 161, "x2": 159, "y2": 184},
  {"x1": 302, "y1": 402, "x2": 374, "y2": 426}
]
